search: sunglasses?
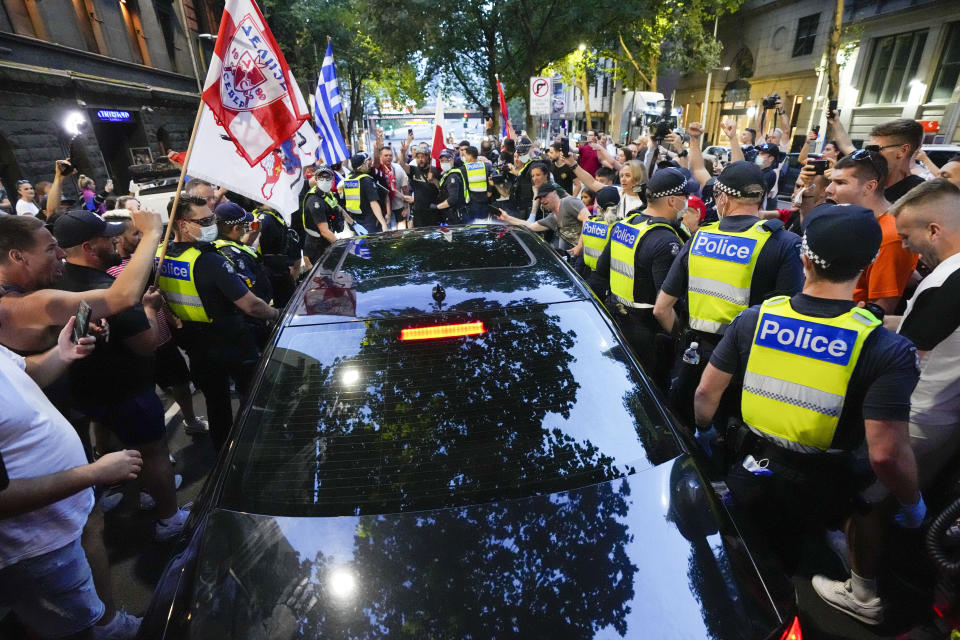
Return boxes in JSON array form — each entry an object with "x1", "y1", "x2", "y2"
[
  {"x1": 186, "y1": 214, "x2": 216, "y2": 227},
  {"x1": 850, "y1": 148, "x2": 883, "y2": 179},
  {"x1": 863, "y1": 143, "x2": 902, "y2": 153}
]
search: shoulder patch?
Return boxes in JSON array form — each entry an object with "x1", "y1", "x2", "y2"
[
  {"x1": 671, "y1": 243, "x2": 680, "y2": 256},
  {"x1": 223, "y1": 261, "x2": 235, "y2": 274}
]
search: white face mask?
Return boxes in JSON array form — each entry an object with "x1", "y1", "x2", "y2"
[
  {"x1": 440, "y1": 162, "x2": 452, "y2": 172},
  {"x1": 317, "y1": 179, "x2": 333, "y2": 192},
  {"x1": 518, "y1": 153, "x2": 530, "y2": 163}
]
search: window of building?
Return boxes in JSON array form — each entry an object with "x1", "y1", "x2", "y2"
[
  {"x1": 1, "y1": 0, "x2": 47, "y2": 38},
  {"x1": 930, "y1": 22, "x2": 960, "y2": 102},
  {"x1": 792, "y1": 13, "x2": 820, "y2": 57},
  {"x1": 860, "y1": 29, "x2": 928, "y2": 105}
]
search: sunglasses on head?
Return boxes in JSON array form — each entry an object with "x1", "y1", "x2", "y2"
[
  {"x1": 851, "y1": 148, "x2": 883, "y2": 178},
  {"x1": 17, "y1": 180, "x2": 31, "y2": 186}
]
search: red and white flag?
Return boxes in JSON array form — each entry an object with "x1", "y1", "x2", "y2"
[
  {"x1": 430, "y1": 92, "x2": 446, "y2": 169},
  {"x1": 201, "y1": 0, "x2": 308, "y2": 166}
]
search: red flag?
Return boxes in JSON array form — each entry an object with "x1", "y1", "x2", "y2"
[
  {"x1": 431, "y1": 92, "x2": 446, "y2": 169},
  {"x1": 201, "y1": 0, "x2": 308, "y2": 166},
  {"x1": 497, "y1": 76, "x2": 515, "y2": 140}
]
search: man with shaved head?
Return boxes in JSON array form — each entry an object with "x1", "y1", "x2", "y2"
[{"x1": 892, "y1": 179, "x2": 960, "y2": 489}]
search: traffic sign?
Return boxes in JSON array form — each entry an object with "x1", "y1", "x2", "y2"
[{"x1": 530, "y1": 77, "x2": 551, "y2": 115}]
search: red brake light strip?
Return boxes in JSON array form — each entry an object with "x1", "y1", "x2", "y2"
[
  {"x1": 400, "y1": 321, "x2": 486, "y2": 341},
  {"x1": 779, "y1": 616, "x2": 802, "y2": 640}
]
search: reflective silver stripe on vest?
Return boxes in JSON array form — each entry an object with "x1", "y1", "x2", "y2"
[
  {"x1": 614, "y1": 295, "x2": 654, "y2": 309},
  {"x1": 689, "y1": 317, "x2": 727, "y2": 334},
  {"x1": 304, "y1": 227, "x2": 322, "y2": 238},
  {"x1": 688, "y1": 275, "x2": 750, "y2": 306},
  {"x1": 742, "y1": 424, "x2": 829, "y2": 454},
  {"x1": 163, "y1": 290, "x2": 204, "y2": 310},
  {"x1": 584, "y1": 245, "x2": 603, "y2": 259},
  {"x1": 743, "y1": 370, "x2": 845, "y2": 417},
  {"x1": 610, "y1": 257, "x2": 634, "y2": 278}
]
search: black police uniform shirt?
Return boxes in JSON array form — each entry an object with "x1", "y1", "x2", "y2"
[
  {"x1": 885, "y1": 174, "x2": 925, "y2": 204},
  {"x1": 258, "y1": 212, "x2": 288, "y2": 256},
  {"x1": 54, "y1": 263, "x2": 154, "y2": 406},
  {"x1": 165, "y1": 243, "x2": 250, "y2": 324},
  {"x1": 661, "y1": 214, "x2": 804, "y2": 308},
  {"x1": 303, "y1": 190, "x2": 341, "y2": 253},
  {"x1": 216, "y1": 239, "x2": 272, "y2": 304},
  {"x1": 710, "y1": 293, "x2": 919, "y2": 451},
  {"x1": 589, "y1": 214, "x2": 683, "y2": 305},
  {"x1": 351, "y1": 172, "x2": 382, "y2": 228},
  {"x1": 441, "y1": 169, "x2": 467, "y2": 210}
]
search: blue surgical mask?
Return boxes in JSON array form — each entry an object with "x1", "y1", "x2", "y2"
[{"x1": 198, "y1": 224, "x2": 218, "y2": 243}]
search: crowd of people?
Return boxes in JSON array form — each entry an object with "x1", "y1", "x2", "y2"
[{"x1": 2, "y1": 95, "x2": 960, "y2": 638}]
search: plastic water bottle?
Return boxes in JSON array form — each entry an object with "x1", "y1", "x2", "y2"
[{"x1": 682, "y1": 341, "x2": 701, "y2": 366}]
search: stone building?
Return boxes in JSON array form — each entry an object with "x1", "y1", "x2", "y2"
[
  {"x1": 673, "y1": 0, "x2": 960, "y2": 152},
  {"x1": 0, "y1": 0, "x2": 218, "y2": 199}
]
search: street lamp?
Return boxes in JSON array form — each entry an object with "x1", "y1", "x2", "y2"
[{"x1": 701, "y1": 65, "x2": 730, "y2": 146}]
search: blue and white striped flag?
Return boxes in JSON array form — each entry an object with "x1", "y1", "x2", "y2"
[{"x1": 313, "y1": 41, "x2": 349, "y2": 165}]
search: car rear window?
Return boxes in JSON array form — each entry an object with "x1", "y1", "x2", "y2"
[
  {"x1": 219, "y1": 301, "x2": 681, "y2": 517},
  {"x1": 321, "y1": 226, "x2": 534, "y2": 284}
]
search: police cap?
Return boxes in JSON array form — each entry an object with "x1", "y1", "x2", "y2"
[{"x1": 801, "y1": 203, "x2": 882, "y2": 273}]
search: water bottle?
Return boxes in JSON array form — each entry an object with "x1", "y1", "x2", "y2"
[{"x1": 682, "y1": 341, "x2": 700, "y2": 366}]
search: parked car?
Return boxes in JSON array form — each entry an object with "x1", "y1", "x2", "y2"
[{"x1": 140, "y1": 225, "x2": 800, "y2": 639}]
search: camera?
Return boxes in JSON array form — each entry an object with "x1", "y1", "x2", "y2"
[
  {"x1": 650, "y1": 99, "x2": 677, "y2": 143},
  {"x1": 762, "y1": 93, "x2": 781, "y2": 110}
]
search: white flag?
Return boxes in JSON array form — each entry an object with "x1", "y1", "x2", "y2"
[{"x1": 187, "y1": 75, "x2": 319, "y2": 217}]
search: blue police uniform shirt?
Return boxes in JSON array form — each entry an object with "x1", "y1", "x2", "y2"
[
  {"x1": 710, "y1": 293, "x2": 919, "y2": 450},
  {"x1": 660, "y1": 214, "x2": 804, "y2": 307}
]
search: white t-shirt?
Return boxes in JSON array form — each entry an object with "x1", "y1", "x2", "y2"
[
  {"x1": 15, "y1": 200, "x2": 39, "y2": 216},
  {"x1": 615, "y1": 187, "x2": 643, "y2": 219},
  {"x1": 0, "y1": 345, "x2": 93, "y2": 569}
]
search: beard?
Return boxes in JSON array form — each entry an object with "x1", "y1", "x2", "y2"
[{"x1": 97, "y1": 245, "x2": 122, "y2": 268}]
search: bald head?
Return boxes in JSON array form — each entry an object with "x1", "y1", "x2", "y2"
[{"x1": 892, "y1": 178, "x2": 960, "y2": 268}]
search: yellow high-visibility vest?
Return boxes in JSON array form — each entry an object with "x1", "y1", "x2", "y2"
[
  {"x1": 609, "y1": 214, "x2": 680, "y2": 306},
  {"x1": 465, "y1": 161, "x2": 488, "y2": 193},
  {"x1": 155, "y1": 245, "x2": 211, "y2": 323}
]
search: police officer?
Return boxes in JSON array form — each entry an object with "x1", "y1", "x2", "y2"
[
  {"x1": 431, "y1": 149, "x2": 469, "y2": 223},
  {"x1": 213, "y1": 202, "x2": 271, "y2": 303},
  {"x1": 462, "y1": 146, "x2": 490, "y2": 223},
  {"x1": 156, "y1": 195, "x2": 279, "y2": 450},
  {"x1": 509, "y1": 136, "x2": 536, "y2": 219},
  {"x1": 580, "y1": 186, "x2": 624, "y2": 275},
  {"x1": 301, "y1": 165, "x2": 344, "y2": 262},
  {"x1": 693, "y1": 205, "x2": 921, "y2": 625},
  {"x1": 253, "y1": 206, "x2": 296, "y2": 308},
  {"x1": 590, "y1": 170, "x2": 686, "y2": 391},
  {"x1": 653, "y1": 161, "x2": 803, "y2": 426},
  {"x1": 343, "y1": 153, "x2": 388, "y2": 234}
]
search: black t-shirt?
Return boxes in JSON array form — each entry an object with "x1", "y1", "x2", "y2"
[
  {"x1": 408, "y1": 164, "x2": 439, "y2": 217},
  {"x1": 898, "y1": 266, "x2": 960, "y2": 351},
  {"x1": 510, "y1": 162, "x2": 535, "y2": 214},
  {"x1": 885, "y1": 174, "x2": 925, "y2": 204},
  {"x1": 550, "y1": 160, "x2": 575, "y2": 194},
  {"x1": 709, "y1": 293, "x2": 919, "y2": 450},
  {"x1": 661, "y1": 215, "x2": 804, "y2": 307},
  {"x1": 54, "y1": 262, "x2": 154, "y2": 404},
  {"x1": 590, "y1": 214, "x2": 683, "y2": 304}
]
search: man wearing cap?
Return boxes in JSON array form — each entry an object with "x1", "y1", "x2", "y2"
[
  {"x1": 157, "y1": 195, "x2": 278, "y2": 451},
  {"x1": 693, "y1": 204, "x2": 921, "y2": 626},
  {"x1": 509, "y1": 136, "x2": 536, "y2": 219},
  {"x1": 432, "y1": 149, "x2": 470, "y2": 224},
  {"x1": 589, "y1": 170, "x2": 686, "y2": 391},
  {"x1": 52, "y1": 210, "x2": 192, "y2": 542},
  {"x1": 654, "y1": 161, "x2": 803, "y2": 426},
  {"x1": 754, "y1": 143, "x2": 782, "y2": 210},
  {"x1": 301, "y1": 165, "x2": 345, "y2": 261},
  {"x1": 213, "y1": 202, "x2": 272, "y2": 306},
  {"x1": 497, "y1": 183, "x2": 588, "y2": 252},
  {"x1": 343, "y1": 153, "x2": 387, "y2": 234}
]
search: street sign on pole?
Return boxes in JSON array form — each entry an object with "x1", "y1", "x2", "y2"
[{"x1": 530, "y1": 77, "x2": 551, "y2": 116}]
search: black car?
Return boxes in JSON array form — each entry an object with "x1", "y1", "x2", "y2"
[{"x1": 141, "y1": 225, "x2": 801, "y2": 639}]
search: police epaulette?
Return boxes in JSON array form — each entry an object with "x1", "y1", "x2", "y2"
[{"x1": 760, "y1": 218, "x2": 785, "y2": 233}]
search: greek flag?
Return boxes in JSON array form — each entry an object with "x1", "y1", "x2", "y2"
[{"x1": 313, "y1": 42, "x2": 349, "y2": 165}]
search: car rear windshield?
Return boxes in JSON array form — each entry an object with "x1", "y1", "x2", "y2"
[
  {"x1": 219, "y1": 301, "x2": 681, "y2": 517},
  {"x1": 320, "y1": 226, "x2": 535, "y2": 284}
]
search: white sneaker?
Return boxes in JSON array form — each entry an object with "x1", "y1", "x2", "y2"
[
  {"x1": 183, "y1": 416, "x2": 209, "y2": 435},
  {"x1": 139, "y1": 474, "x2": 182, "y2": 511},
  {"x1": 812, "y1": 575, "x2": 883, "y2": 625},
  {"x1": 98, "y1": 490, "x2": 124, "y2": 514},
  {"x1": 93, "y1": 609, "x2": 141, "y2": 640},
  {"x1": 154, "y1": 501, "x2": 193, "y2": 541}
]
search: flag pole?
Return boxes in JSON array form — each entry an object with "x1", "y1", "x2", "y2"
[{"x1": 154, "y1": 99, "x2": 205, "y2": 286}]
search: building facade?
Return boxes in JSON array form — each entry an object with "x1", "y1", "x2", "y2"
[
  {"x1": 0, "y1": 0, "x2": 218, "y2": 201},
  {"x1": 674, "y1": 0, "x2": 960, "y2": 152}
]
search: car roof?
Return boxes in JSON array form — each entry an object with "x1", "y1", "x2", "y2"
[{"x1": 287, "y1": 224, "x2": 591, "y2": 326}]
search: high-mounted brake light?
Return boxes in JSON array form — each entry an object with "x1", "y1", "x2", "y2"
[
  {"x1": 400, "y1": 321, "x2": 485, "y2": 341},
  {"x1": 779, "y1": 616, "x2": 802, "y2": 640}
]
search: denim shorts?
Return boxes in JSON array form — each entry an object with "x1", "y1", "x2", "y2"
[{"x1": 0, "y1": 537, "x2": 104, "y2": 638}]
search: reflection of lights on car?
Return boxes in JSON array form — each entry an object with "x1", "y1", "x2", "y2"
[
  {"x1": 328, "y1": 567, "x2": 357, "y2": 599},
  {"x1": 342, "y1": 368, "x2": 360, "y2": 385}
]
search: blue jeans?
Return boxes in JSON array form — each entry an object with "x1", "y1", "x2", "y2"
[{"x1": 0, "y1": 537, "x2": 104, "y2": 638}]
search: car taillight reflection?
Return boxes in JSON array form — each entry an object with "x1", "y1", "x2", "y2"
[
  {"x1": 400, "y1": 321, "x2": 486, "y2": 341},
  {"x1": 779, "y1": 616, "x2": 802, "y2": 640}
]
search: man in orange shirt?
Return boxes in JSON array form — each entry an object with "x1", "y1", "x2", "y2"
[{"x1": 825, "y1": 150, "x2": 919, "y2": 314}]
